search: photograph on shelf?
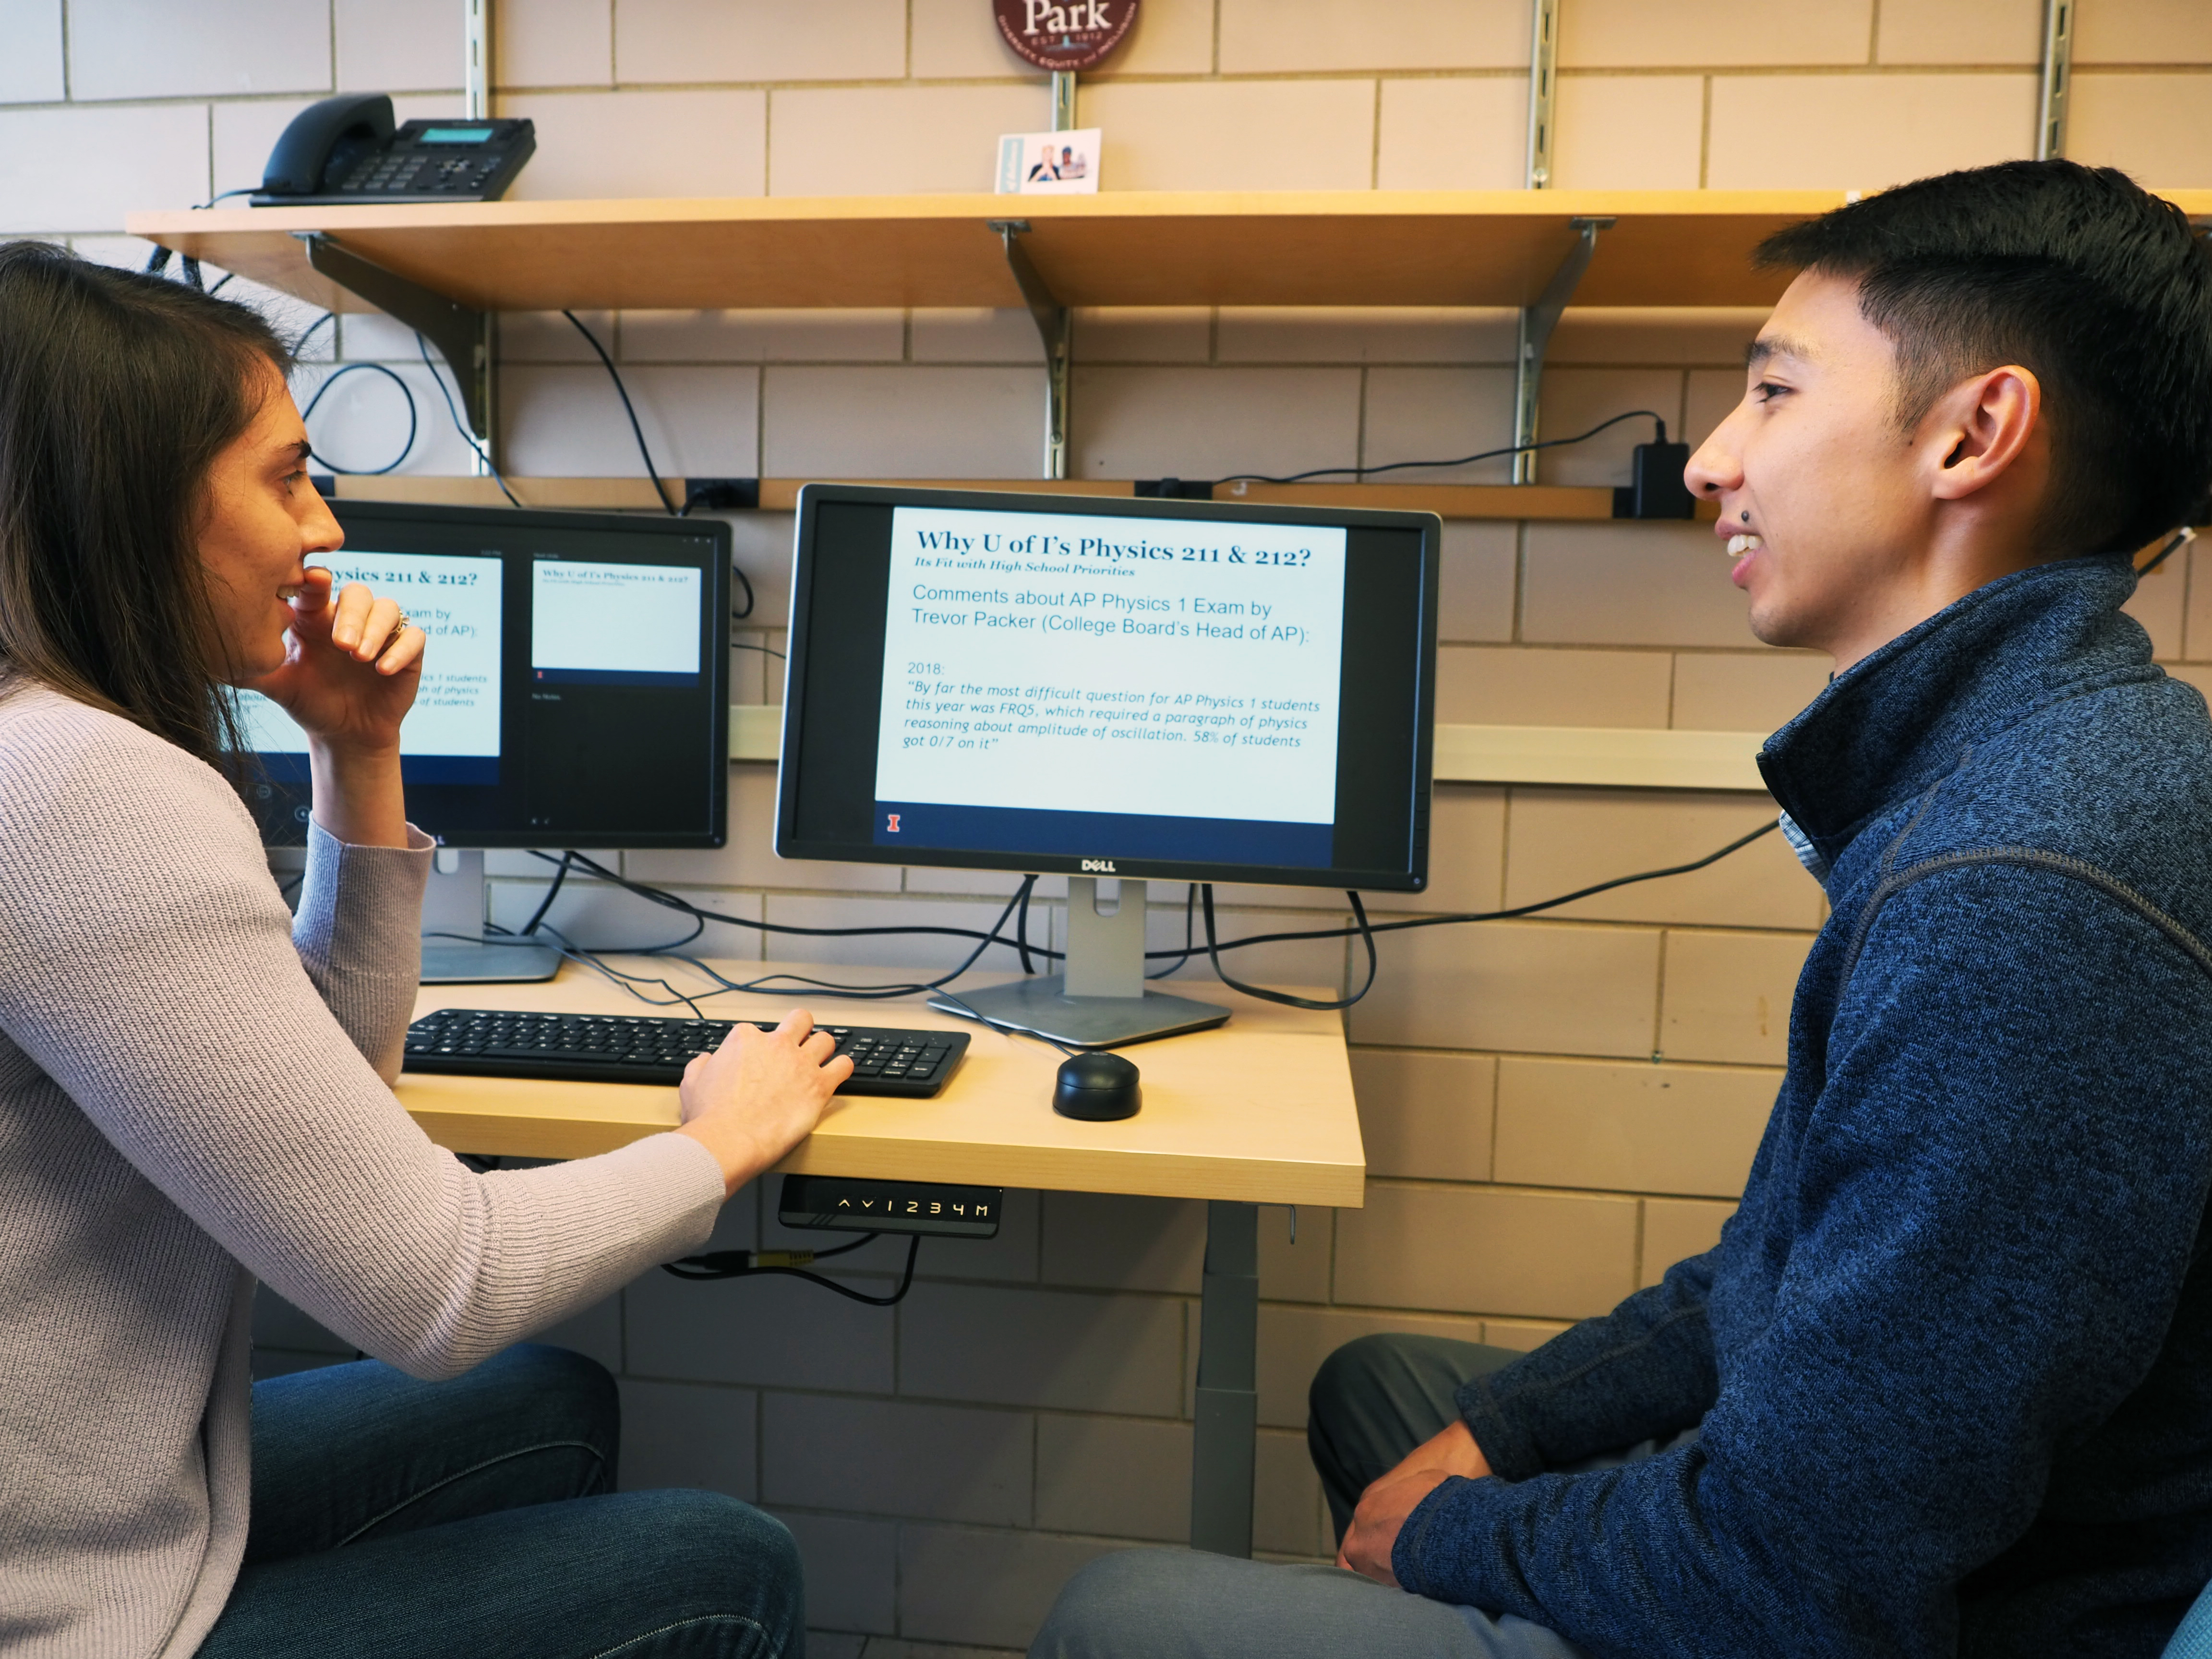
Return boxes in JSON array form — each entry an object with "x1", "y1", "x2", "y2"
[{"x1": 995, "y1": 128, "x2": 1102, "y2": 195}]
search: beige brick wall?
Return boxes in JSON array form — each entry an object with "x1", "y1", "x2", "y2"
[{"x1": 9, "y1": 2, "x2": 2208, "y2": 1651}]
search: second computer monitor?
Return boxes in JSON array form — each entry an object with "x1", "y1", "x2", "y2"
[{"x1": 238, "y1": 499, "x2": 731, "y2": 849}]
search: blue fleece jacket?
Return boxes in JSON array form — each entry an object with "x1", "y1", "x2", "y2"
[{"x1": 1394, "y1": 557, "x2": 2212, "y2": 1658}]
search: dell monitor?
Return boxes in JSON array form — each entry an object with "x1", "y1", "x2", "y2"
[
  {"x1": 777, "y1": 484, "x2": 1439, "y2": 1046},
  {"x1": 239, "y1": 500, "x2": 731, "y2": 982}
]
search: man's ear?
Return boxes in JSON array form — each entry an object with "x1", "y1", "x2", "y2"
[{"x1": 1923, "y1": 364, "x2": 2042, "y2": 502}]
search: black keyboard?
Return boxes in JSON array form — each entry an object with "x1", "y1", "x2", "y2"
[{"x1": 402, "y1": 1010, "x2": 970, "y2": 1097}]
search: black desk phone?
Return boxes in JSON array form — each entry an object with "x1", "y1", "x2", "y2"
[{"x1": 252, "y1": 93, "x2": 534, "y2": 206}]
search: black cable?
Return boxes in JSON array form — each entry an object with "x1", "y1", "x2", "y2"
[
  {"x1": 1202, "y1": 819, "x2": 1785, "y2": 956},
  {"x1": 563, "y1": 311, "x2": 677, "y2": 515},
  {"x1": 1016, "y1": 878, "x2": 1039, "y2": 974},
  {"x1": 526, "y1": 819, "x2": 1783, "y2": 1004},
  {"x1": 298, "y1": 362, "x2": 418, "y2": 475},
  {"x1": 731, "y1": 565, "x2": 757, "y2": 621},
  {"x1": 732, "y1": 642, "x2": 784, "y2": 661},
  {"x1": 519, "y1": 852, "x2": 574, "y2": 936},
  {"x1": 1201, "y1": 886, "x2": 1380, "y2": 1011},
  {"x1": 1215, "y1": 410, "x2": 1666, "y2": 488},
  {"x1": 416, "y1": 333, "x2": 522, "y2": 506},
  {"x1": 663, "y1": 1232, "x2": 920, "y2": 1305},
  {"x1": 536, "y1": 849, "x2": 1035, "y2": 962},
  {"x1": 142, "y1": 245, "x2": 204, "y2": 289},
  {"x1": 483, "y1": 822, "x2": 1782, "y2": 1020},
  {"x1": 928, "y1": 986, "x2": 1082, "y2": 1056},
  {"x1": 524, "y1": 853, "x2": 1040, "y2": 1004},
  {"x1": 2140, "y1": 527, "x2": 2197, "y2": 577},
  {"x1": 1146, "y1": 883, "x2": 1200, "y2": 981},
  {"x1": 456, "y1": 921, "x2": 716, "y2": 1018},
  {"x1": 665, "y1": 1229, "x2": 880, "y2": 1276}
]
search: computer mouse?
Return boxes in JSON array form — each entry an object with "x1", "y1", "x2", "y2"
[{"x1": 1053, "y1": 1050, "x2": 1141, "y2": 1120}]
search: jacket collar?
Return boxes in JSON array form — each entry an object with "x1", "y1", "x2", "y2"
[{"x1": 1756, "y1": 556, "x2": 2144, "y2": 873}]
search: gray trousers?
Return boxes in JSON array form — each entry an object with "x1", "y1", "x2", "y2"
[{"x1": 1030, "y1": 1333, "x2": 1693, "y2": 1659}]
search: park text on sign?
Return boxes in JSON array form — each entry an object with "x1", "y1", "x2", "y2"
[{"x1": 992, "y1": 0, "x2": 1138, "y2": 72}]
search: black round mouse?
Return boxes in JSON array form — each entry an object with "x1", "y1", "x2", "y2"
[{"x1": 1054, "y1": 1050, "x2": 1141, "y2": 1120}]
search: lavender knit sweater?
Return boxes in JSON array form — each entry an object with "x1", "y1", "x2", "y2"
[{"x1": 0, "y1": 682, "x2": 727, "y2": 1657}]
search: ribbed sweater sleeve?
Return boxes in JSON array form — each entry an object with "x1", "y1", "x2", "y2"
[{"x1": 0, "y1": 695, "x2": 726, "y2": 1381}]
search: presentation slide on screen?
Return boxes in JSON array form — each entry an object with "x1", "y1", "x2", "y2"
[
  {"x1": 238, "y1": 550, "x2": 503, "y2": 781},
  {"x1": 872, "y1": 505, "x2": 1346, "y2": 851},
  {"x1": 531, "y1": 559, "x2": 701, "y2": 685}
]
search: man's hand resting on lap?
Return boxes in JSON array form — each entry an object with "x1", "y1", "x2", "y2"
[
  {"x1": 1338, "y1": 1418, "x2": 1491, "y2": 1585},
  {"x1": 675, "y1": 1011, "x2": 852, "y2": 1196}
]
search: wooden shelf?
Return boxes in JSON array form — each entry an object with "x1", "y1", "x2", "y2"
[
  {"x1": 132, "y1": 188, "x2": 2212, "y2": 317},
  {"x1": 319, "y1": 473, "x2": 1721, "y2": 522},
  {"x1": 131, "y1": 188, "x2": 1887, "y2": 315},
  {"x1": 122, "y1": 187, "x2": 2212, "y2": 316}
]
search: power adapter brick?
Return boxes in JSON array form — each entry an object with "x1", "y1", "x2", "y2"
[{"x1": 1612, "y1": 424, "x2": 1695, "y2": 519}]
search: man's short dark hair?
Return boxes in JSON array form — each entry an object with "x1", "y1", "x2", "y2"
[{"x1": 1757, "y1": 160, "x2": 2212, "y2": 557}]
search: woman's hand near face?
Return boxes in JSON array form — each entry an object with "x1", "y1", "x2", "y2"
[
  {"x1": 243, "y1": 569, "x2": 426, "y2": 848},
  {"x1": 246, "y1": 569, "x2": 424, "y2": 751},
  {"x1": 675, "y1": 1010, "x2": 853, "y2": 1196}
]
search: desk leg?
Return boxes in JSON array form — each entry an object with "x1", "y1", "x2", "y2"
[{"x1": 1191, "y1": 1199, "x2": 1258, "y2": 1557}]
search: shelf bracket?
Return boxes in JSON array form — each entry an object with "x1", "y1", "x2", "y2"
[
  {"x1": 295, "y1": 230, "x2": 498, "y2": 463},
  {"x1": 2036, "y1": 0, "x2": 2072, "y2": 159},
  {"x1": 1511, "y1": 215, "x2": 1611, "y2": 485},
  {"x1": 989, "y1": 219, "x2": 1071, "y2": 481}
]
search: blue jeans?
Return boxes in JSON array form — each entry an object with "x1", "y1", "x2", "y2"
[{"x1": 198, "y1": 1344, "x2": 803, "y2": 1659}]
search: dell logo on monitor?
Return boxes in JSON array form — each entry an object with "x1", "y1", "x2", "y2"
[{"x1": 1081, "y1": 858, "x2": 1117, "y2": 873}]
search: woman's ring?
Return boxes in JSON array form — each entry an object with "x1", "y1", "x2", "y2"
[{"x1": 385, "y1": 613, "x2": 415, "y2": 650}]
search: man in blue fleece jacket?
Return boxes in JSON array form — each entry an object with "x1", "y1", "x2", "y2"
[{"x1": 1031, "y1": 162, "x2": 2212, "y2": 1659}]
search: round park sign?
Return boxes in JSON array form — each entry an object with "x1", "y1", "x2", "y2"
[{"x1": 993, "y1": 0, "x2": 1139, "y2": 72}]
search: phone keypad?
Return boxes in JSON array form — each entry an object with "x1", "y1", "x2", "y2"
[{"x1": 339, "y1": 150, "x2": 507, "y2": 195}]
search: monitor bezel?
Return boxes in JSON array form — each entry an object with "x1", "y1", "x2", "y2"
[
  {"x1": 776, "y1": 482, "x2": 1439, "y2": 893},
  {"x1": 247, "y1": 498, "x2": 732, "y2": 851}
]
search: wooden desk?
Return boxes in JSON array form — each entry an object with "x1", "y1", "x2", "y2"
[{"x1": 399, "y1": 957, "x2": 1366, "y2": 1556}]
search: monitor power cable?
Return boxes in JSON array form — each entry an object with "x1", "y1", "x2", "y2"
[
  {"x1": 560, "y1": 311, "x2": 761, "y2": 623},
  {"x1": 1214, "y1": 409, "x2": 1669, "y2": 489},
  {"x1": 506, "y1": 819, "x2": 1781, "y2": 1016},
  {"x1": 415, "y1": 332, "x2": 523, "y2": 506},
  {"x1": 562, "y1": 310, "x2": 677, "y2": 515}
]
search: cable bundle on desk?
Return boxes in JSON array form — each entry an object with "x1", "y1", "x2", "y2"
[{"x1": 485, "y1": 820, "x2": 1781, "y2": 1018}]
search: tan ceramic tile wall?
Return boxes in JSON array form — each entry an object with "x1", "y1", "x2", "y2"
[
  {"x1": 1876, "y1": 0, "x2": 2042, "y2": 66},
  {"x1": 1377, "y1": 79, "x2": 1529, "y2": 192},
  {"x1": 31, "y1": 3, "x2": 2207, "y2": 1647}
]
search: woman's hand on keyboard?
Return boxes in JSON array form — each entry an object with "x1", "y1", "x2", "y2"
[{"x1": 675, "y1": 1010, "x2": 853, "y2": 1196}]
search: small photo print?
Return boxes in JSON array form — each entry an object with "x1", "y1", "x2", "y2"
[{"x1": 995, "y1": 128, "x2": 1102, "y2": 195}]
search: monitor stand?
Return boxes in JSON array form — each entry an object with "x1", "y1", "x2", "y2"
[
  {"x1": 930, "y1": 877, "x2": 1228, "y2": 1049},
  {"x1": 420, "y1": 849, "x2": 561, "y2": 985}
]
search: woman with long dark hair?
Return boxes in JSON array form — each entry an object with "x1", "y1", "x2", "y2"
[{"x1": 0, "y1": 242, "x2": 840, "y2": 1658}]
